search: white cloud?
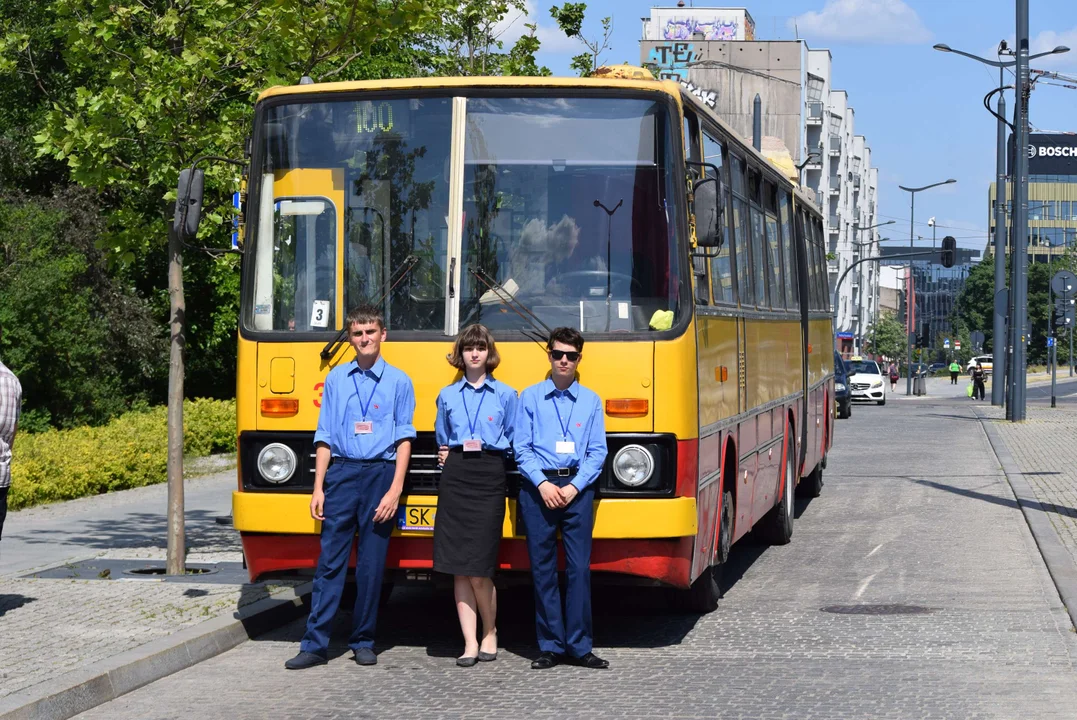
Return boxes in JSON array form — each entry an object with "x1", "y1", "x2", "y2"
[
  {"x1": 789, "y1": 0, "x2": 932, "y2": 45},
  {"x1": 493, "y1": 0, "x2": 582, "y2": 54},
  {"x1": 1030, "y1": 26, "x2": 1077, "y2": 69}
]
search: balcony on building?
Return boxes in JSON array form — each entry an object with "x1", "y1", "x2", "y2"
[
  {"x1": 807, "y1": 101, "x2": 824, "y2": 126},
  {"x1": 828, "y1": 135, "x2": 841, "y2": 155}
]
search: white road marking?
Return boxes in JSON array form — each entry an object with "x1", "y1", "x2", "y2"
[
  {"x1": 855, "y1": 573, "x2": 877, "y2": 599},
  {"x1": 866, "y1": 543, "x2": 884, "y2": 558}
]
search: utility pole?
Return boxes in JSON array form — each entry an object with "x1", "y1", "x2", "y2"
[
  {"x1": 993, "y1": 60, "x2": 1008, "y2": 407},
  {"x1": 1012, "y1": 0, "x2": 1030, "y2": 421}
]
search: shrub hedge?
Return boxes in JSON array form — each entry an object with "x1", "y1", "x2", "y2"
[{"x1": 8, "y1": 398, "x2": 236, "y2": 511}]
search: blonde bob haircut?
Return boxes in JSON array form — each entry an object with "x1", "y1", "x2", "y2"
[{"x1": 447, "y1": 324, "x2": 500, "y2": 373}]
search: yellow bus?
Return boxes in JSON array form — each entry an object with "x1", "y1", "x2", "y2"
[{"x1": 229, "y1": 68, "x2": 834, "y2": 611}]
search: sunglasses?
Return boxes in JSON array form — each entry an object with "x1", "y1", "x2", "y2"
[{"x1": 550, "y1": 350, "x2": 580, "y2": 362}]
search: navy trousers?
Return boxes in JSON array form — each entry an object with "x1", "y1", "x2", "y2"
[
  {"x1": 518, "y1": 476, "x2": 595, "y2": 658},
  {"x1": 300, "y1": 460, "x2": 395, "y2": 656}
]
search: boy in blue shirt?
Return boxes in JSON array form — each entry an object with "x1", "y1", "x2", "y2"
[
  {"x1": 514, "y1": 326, "x2": 609, "y2": 670},
  {"x1": 286, "y1": 304, "x2": 416, "y2": 669}
]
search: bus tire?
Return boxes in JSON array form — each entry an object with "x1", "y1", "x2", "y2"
[
  {"x1": 716, "y1": 489, "x2": 734, "y2": 565},
  {"x1": 679, "y1": 565, "x2": 721, "y2": 614},
  {"x1": 798, "y1": 461, "x2": 824, "y2": 498},
  {"x1": 761, "y1": 434, "x2": 795, "y2": 545}
]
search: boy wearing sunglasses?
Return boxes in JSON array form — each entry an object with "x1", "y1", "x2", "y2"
[{"x1": 514, "y1": 327, "x2": 609, "y2": 670}]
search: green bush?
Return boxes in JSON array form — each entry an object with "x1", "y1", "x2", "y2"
[{"x1": 8, "y1": 399, "x2": 235, "y2": 511}]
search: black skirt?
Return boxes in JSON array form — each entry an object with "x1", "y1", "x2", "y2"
[{"x1": 433, "y1": 449, "x2": 507, "y2": 578}]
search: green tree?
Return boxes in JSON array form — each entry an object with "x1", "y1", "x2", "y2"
[
  {"x1": 864, "y1": 311, "x2": 905, "y2": 362},
  {"x1": 550, "y1": 3, "x2": 612, "y2": 76}
]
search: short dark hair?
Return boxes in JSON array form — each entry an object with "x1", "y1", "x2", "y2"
[
  {"x1": 346, "y1": 304, "x2": 384, "y2": 331},
  {"x1": 447, "y1": 324, "x2": 501, "y2": 372},
  {"x1": 547, "y1": 326, "x2": 584, "y2": 353}
]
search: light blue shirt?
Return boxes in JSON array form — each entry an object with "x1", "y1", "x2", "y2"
[
  {"x1": 434, "y1": 376, "x2": 517, "y2": 452},
  {"x1": 514, "y1": 378, "x2": 608, "y2": 492},
  {"x1": 314, "y1": 356, "x2": 416, "y2": 461}
]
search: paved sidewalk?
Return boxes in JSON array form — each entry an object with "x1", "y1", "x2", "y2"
[{"x1": 0, "y1": 465, "x2": 304, "y2": 717}]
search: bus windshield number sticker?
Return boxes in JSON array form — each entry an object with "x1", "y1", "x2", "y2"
[{"x1": 310, "y1": 300, "x2": 330, "y2": 328}]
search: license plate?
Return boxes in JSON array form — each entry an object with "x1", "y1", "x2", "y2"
[{"x1": 397, "y1": 505, "x2": 436, "y2": 531}]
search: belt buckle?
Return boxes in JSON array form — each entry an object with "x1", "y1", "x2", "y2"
[{"x1": 556, "y1": 468, "x2": 570, "y2": 477}]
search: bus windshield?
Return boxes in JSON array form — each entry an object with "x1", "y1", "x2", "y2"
[{"x1": 244, "y1": 92, "x2": 685, "y2": 336}]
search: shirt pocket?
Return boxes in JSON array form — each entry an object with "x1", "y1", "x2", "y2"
[{"x1": 483, "y1": 403, "x2": 506, "y2": 437}]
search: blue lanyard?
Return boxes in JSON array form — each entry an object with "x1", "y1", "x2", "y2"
[
  {"x1": 460, "y1": 383, "x2": 488, "y2": 439},
  {"x1": 551, "y1": 392, "x2": 575, "y2": 439},
  {"x1": 350, "y1": 372, "x2": 380, "y2": 420}
]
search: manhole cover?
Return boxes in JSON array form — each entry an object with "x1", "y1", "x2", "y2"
[
  {"x1": 124, "y1": 566, "x2": 217, "y2": 577},
  {"x1": 821, "y1": 604, "x2": 935, "y2": 615}
]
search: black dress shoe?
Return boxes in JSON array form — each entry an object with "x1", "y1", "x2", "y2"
[
  {"x1": 456, "y1": 655, "x2": 478, "y2": 667},
  {"x1": 284, "y1": 651, "x2": 327, "y2": 670},
  {"x1": 353, "y1": 648, "x2": 377, "y2": 666},
  {"x1": 568, "y1": 652, "x2": 609, "y2": 669},
  {"x1": 530, "y1": 651, "x2": 564, "y2": 669}
]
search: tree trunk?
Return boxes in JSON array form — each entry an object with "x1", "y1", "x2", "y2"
[{"x1": 166, "y1": 225, "x2": 186, "y2": 575}]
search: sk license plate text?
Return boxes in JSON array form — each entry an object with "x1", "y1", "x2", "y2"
[{"x1": 397, "y1": 505, "x2": 436, "y2": 531}]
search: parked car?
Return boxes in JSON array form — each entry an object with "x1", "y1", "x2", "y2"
[
  {"x1": 834, "y1": 351, "x2": 852, "y2": 419},
  {"x1": 967, "y1": 354, "x2": 993, "y2": 375},
  {"x1": 928, "y1": 362, "x2": 948, "y2": 374},
  {"x1": 845, "y1": 356, "x2": 887, "y2": 406}
]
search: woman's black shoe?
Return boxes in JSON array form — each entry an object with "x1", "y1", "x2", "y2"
[
  {"x1": 530, "y1": 651, "x2": 564, "y2": 669},
  {"x1": 456, "y1": 655, "x2": 479, "y2": 667},
  {"x1": 568, "y1": 652, "x2": 609, "y2": 669}
]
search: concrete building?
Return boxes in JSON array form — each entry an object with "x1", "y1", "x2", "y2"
[
  {"x1": 640, "y1": 6, "x2": 881, "y2": 353},
  {"x1": 989, "y1": 132, "x2": 1077, "y2": 263}
]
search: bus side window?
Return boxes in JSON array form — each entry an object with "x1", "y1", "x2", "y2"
[
  {"x1": 763, "y1": 181, "x2": 783, "y2": 310},
  {"x1": 684, "y1": 111, "x2": 710, "y2": 306},
  {"x1": 815, "y1": 218, "x2": 830, "y2": 311},
  {"x1": 702, "y1": 129, "x2": 733, "y2": 305},
  {"x1": 729, "y1": 154, "x2": 751, "y2": 308},
  {"x1": 747, "y1": 168, "x2": 768, "y2": 308},
  {"x1": 801, "y1": 210, "x2": 817, "y2": 310},
  {"x1": 779, "y1": 191, "x2": 798, "y2": 310}
]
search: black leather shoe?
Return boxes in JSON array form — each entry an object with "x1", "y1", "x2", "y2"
[
  {"x1": 456, "y1": 655, "x2": 478, "y2": 667},
  {"x1": 284, "y1": 651, "x2": 327, "y2": 670},
  {"x1": 530, "y1": 651, "x2": 564, "y2": 669},
  {"x1": 353, "y1": 648, "x2": 377, "y2": 666},
  {"x1": 568, "y1": 652, "x2": 609, "y2": 669}
]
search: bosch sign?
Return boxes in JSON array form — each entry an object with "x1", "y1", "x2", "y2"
[{"x1": 1017, "y1": 133, "x2": 1077, "y2": 175}]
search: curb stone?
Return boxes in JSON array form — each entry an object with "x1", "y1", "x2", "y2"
[
  {"x1": 0, "y1": 582, "x2": 312, "y2": 720},
  {"x1": 975, "y1": 407, "x2": 1077, "y2": 632}
]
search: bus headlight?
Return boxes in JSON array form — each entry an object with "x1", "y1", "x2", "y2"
[
  {"x1": 612, "y1": 444, "x2": 654, "y2": 487},
  {"x1": 257, "y1": 443, "x2": 297, "y2": 484}
]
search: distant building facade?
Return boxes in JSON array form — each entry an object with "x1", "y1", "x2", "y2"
[{"x1": 640, "y1": 6, "x2": 881, "y2": 352}]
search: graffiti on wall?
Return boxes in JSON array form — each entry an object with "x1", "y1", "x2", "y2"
[
  {"x1": 646, "y1": 42, "x2": 718, "y2": 108},
  {"x1": 655, "y1": 12, "x2": 755, "y2": 41}
]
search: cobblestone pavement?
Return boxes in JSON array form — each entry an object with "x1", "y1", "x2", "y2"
[
  {"x1": 0, "y1": 467, "x2": 302, "y2": 702},
  {"x1": 75, "y1": 398, "x2": 1077, "y2": 718},
  {"x1": 980, "y1": 402, "x2": 1077, "y2": 571}
]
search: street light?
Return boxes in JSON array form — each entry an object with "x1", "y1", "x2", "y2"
[
  {"x1": 851, "y1": 219, "x2": 895, "y2": 353},
  {"x1": 934, "y1": 33, "x2": 1070, "y2": 418},
  {"x1": 898, "y1": 179, "x2": 956, "y2": 395}
]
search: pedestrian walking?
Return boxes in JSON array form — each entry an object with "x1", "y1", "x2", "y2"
[
  {"x1": 433, "y1": 324, "x2": 517, "y2": 667},
  {"x1": 285, "y1": 304, "x2": 416, "y2": 670},
  {"x1": 515, "y1": 327, "x2": 609, "y2": 670},
  {"x1": 949, "y1": 360, "x2": 961, "y2": 385},
  {"x1": 0, "y1": 324, "x2": 22, "y2": 543},
  {"x1": 888, "y1": 362, "x2": 899, "y2": 391},
  {"x1": 972, "y1": 361, "x2": 987, "y2": 401}
]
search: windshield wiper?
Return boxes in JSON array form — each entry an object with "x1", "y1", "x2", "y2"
[
  {"x1": 467, "y1": 266, "x2": 551, "y2": 352},
  {"x1": 319, "y1": 254, "x2": 419, "y2": 361}
]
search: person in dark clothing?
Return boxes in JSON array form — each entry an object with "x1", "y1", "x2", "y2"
[{"x1": 971, "y1": 362, "x2": 987, "y2": 401}]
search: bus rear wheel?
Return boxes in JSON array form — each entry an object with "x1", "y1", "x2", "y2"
[
  {"x1": 761, "y1": 434, "x2": 795, "y2": 545},
  {"x1": 675, "y1": 489, "x2": 733, "y2": 614}
]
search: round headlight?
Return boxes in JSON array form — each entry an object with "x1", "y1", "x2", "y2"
[
  {"x1": 258, "y1": 443, "x2": 297, "y2": 484},
  {"x1": 612, "y1": 444, "x2": 655, "y2": 487},
  {"x1": 835, "y1": 382, "x2": 846, "y2": 391}
]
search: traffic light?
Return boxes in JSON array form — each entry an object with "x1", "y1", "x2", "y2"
[
  {"x1": 941, "y1": 236, "x2": 956, "y2": 268},
  {"x1": 919, "y1": 321, "x2": 930, "y2": 346}
]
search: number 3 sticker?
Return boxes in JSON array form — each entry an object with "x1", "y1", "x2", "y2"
[{"x1": 310, "y1": 300, "x2": 330, "y2": 328}]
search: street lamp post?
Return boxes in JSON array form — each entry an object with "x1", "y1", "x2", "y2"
[
  {"x1": 899, "y1": 180, "x2": 956, "y2": 395},
  {"x1": 852, "y1": 220, "x2": 895, "y2": 354},
  {"x1": 934, "y1": 35, "x2": 1070, "y2": 417}
]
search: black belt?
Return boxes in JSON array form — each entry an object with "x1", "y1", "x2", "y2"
[
  {"x1": 542, "y1": 467, "x2": 579, "y2": 478},
  {"x1": 331, "y1": 457, "x2": 391, "y2": 466}
]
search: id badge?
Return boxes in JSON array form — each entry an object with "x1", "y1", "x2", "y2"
[
  {"x1": 462, "y1": 438, "x2": 482, "y2": 453},
  {"x1": 555, "y1": 440, "x2": 576, "y2": 455},
  {"x1": 354, "y1": 421, "x2": 373, "y2": 435}
]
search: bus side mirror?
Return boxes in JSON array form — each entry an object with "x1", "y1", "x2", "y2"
[
  {"x1": 693, "y1": 175, "x2": 724, "y2": 248},
  {"x1": 173, "y1": 168, "x2": 205, "y2": 240}
]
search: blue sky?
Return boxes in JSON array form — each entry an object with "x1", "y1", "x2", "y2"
[{"x1": 502, "y1": 0, "x2": 1077, "y2": 256}]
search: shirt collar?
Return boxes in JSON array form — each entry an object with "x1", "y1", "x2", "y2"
[
  {"x1": 349, "y1": 356, "x2": 386, "y2": 379},
  {"x1": 456, "y1": 375, "x2": 496, "y2": 392},
  {"x1": 543, "y1": 377, "x2": 578, "y2": 399}
]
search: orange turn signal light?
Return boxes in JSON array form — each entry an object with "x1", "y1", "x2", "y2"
[
  {"x1": 261, "y1": 398, "x2": 299, "y2": 417},
  {"x1": 605, "y1": 398, "x2": 649, "y2": 418},
  {"x1": 715, "y1": 366, "x2": 729, "y2": 382}
]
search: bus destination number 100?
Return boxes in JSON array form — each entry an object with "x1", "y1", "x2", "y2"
[{"x1": 356, "y1": 101, "x2": 395, "y2": 135}]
